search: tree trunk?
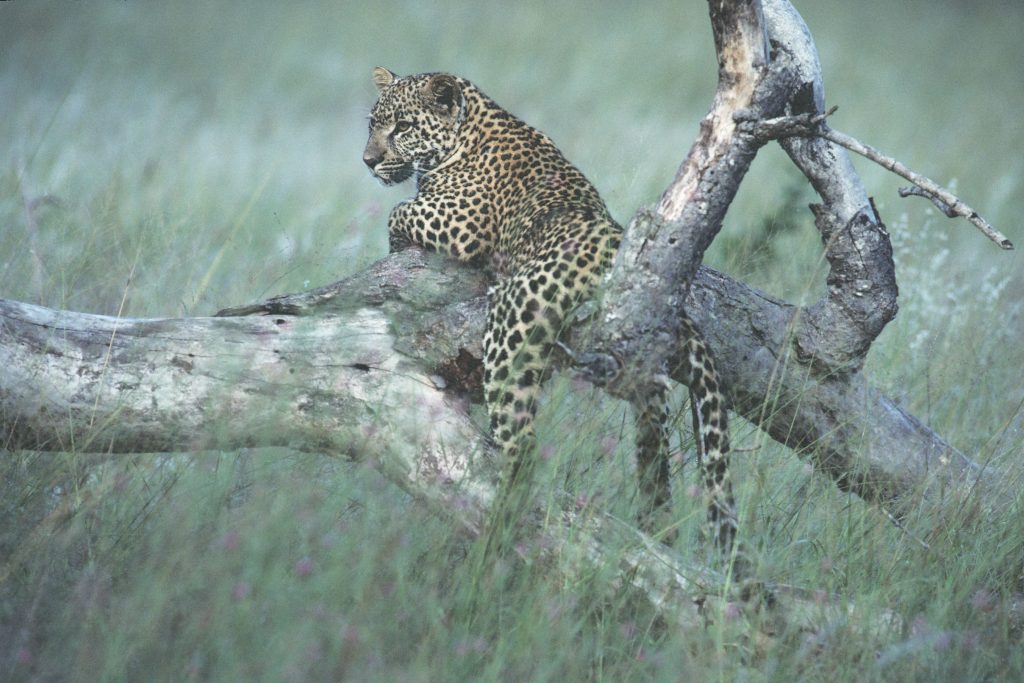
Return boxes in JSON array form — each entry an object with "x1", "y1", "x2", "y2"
[
  {"x1": 0, "y1": 242, "x2": 982, "y2": 632},
  {"x1": 0, "y1": 245, "x2": 1001, "y2": 522}
]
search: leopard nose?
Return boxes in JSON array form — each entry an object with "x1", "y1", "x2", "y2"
[{"x1": 363, "y1": 152, "x2": 382, "y2": 170}]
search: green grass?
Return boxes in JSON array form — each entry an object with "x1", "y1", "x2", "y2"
[{"x1": 2, "y1": 1, "x2": 1023, "y2": 681}]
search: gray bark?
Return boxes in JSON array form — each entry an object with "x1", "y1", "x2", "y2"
[
  {"x1": 0, "y1": 249, "x2": 907, "y2": 633},
  {"x1": 0, "y1": 244, "x2": 998, "y2": 519},
  {"x1": 0, "y1": 241, "x2": 980, "y2": 632},
  {"x1": 579, "y1": 0, "x2": 994, "y2": 516}
]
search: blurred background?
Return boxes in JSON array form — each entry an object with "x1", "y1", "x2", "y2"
[
  {"x1": 3, "y1": 1, "x2": 1020, "y2": 315},
  {"x1": 1, "y1": 1, "x2": 1022, "y2": 680}
]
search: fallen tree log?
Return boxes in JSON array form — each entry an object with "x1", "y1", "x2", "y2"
[
  {"x1": 0, "y1": 251, "x2": 910, "y2": 632},
  {"x1": 0, "y1": 242, "x2": 991, "y2": 633},
  {"x1": 0, "y1": 245, "x2": 1001, "y2": 519}
]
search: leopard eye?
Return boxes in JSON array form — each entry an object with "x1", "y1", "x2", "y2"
[{"x1": 394, "y1": 120, "x2": 413, "y2": 134}]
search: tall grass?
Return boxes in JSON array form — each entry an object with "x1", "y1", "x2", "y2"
[{"x1": 2, "y1": 1, "x2": 1022, "y2": 681}]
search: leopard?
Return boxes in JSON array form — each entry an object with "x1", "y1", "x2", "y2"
[{"x1": 363, "y1": 67, "x2": 738, "y2": 557}]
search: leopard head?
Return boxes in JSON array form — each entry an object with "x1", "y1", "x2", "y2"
[{"x1": 363, "y1": 67, "x2": 465, "y2": 185}]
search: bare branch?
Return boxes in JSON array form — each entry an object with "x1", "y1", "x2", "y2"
[
  {"x1": 898, "y1": 185, "x2": 957, "y2": 217},
  {"x1": 739, "y1": 111, "x2": 1014, "y2": 250},
  {"x1": 655, "y1": 0, "x2": 770, "y2": 223},
  {"x1": 817, "y1": 126, "x2": 1012, "y2": 249},
  {"x1": 592, "y1": 0, "x2": 797, "y2": 406}
]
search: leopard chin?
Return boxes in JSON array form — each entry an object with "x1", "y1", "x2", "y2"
[{"x1": 371, "y1": 162, "x2": 414, "y2": 185}]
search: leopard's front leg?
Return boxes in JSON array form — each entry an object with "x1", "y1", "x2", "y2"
[{"x1": 387, "y1": 196, "x2": 493, "y2": 261}]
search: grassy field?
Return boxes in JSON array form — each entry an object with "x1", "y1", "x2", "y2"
[{"x1": 2, "y1": 1, "x2": 1023, "y2": 680}]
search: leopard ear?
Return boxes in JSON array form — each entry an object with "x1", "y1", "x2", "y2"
[
  {"x1": 424, "y1": 73, "x2": 462, "y2": 119},
  {"x1": 372, "y1": 66, "x2": 397, "y2": 91}
]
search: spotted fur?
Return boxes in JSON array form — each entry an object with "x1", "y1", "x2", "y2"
[{"x1": 364, "y1": 67, "x2": 737, "y2": 552}]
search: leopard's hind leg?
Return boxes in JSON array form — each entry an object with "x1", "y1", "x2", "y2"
[
  {"x1": 678, "y1": 317, "x2": 738, "y2": 554},
  {"x1": 631, "y1": 317, "x2": 739, "y2": 559},
  {"x1": 633, "y1": 380, "x2": 676, "y2": 540}
]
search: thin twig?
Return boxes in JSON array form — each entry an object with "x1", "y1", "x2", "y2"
[
  {"x1": 741, "y1": 111, "x2": 1014, "y2": 250},
  {"x1": 898, "y1": 186, "x2": 956, "y2": 217},
  {"x1": 819, "y1": 126, "x2": 1013, "y2": 250}
]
